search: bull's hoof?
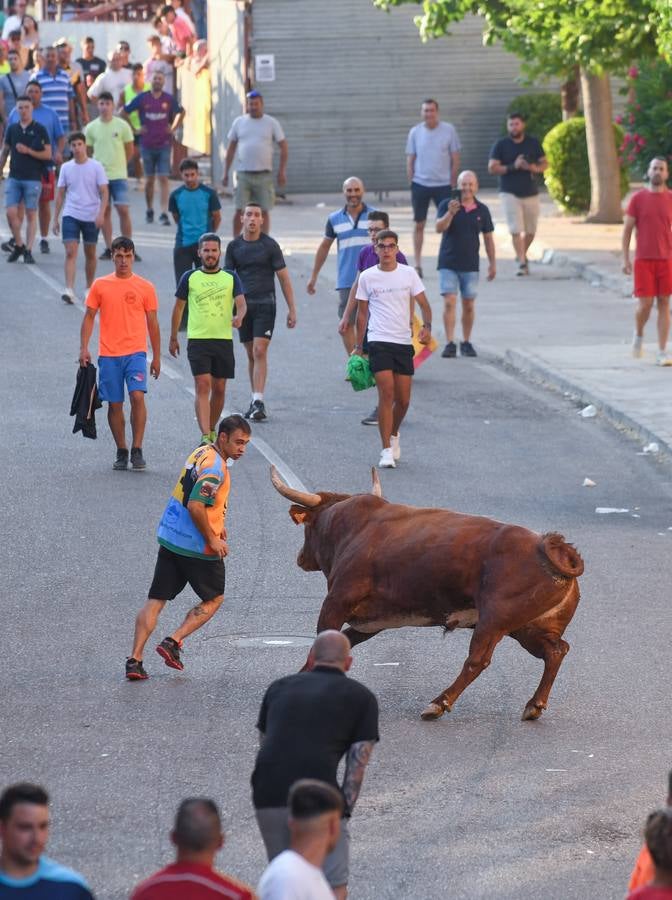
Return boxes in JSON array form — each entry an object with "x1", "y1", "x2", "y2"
[
  {"x1": 420, "y1": 702, "x2": 446, "y2": 721},
  {"x1": 521, "y1": 702, "x2": 544, "y2": 721}
]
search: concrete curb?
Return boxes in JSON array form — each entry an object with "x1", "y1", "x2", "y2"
[
  {"x1": 479, "y1": 344, "x2": 672, "y2": 463},
  {"x1": 537, "y1": 247, "x2": 631, "y2": 297}
]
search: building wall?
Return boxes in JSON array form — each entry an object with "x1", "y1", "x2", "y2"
[
  {"x1": 244, "y1": 0, "x2": 555, "y2": 191},
  {"x1": 208, "y1": 0, "x2": 247, "y2": 185}
]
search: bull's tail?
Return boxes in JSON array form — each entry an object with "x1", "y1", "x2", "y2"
[{"x1": 539, "y1": 532, "x2": 584, "y2": 577}]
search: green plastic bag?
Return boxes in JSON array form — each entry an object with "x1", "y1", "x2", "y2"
[{"x1": 346, "y1": 354, "x2": 376, "y2": 391}]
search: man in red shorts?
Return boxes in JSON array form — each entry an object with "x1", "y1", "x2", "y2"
[{"x1": 622, "y1": 157, "x2": 672, "y2": 366}]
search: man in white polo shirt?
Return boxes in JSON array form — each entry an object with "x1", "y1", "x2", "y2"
[
  {"x1": 355, "y1": 229, "x2": 433, "y2": 469},
  {"x1": 406, "y1": 98, "x2": 461, "y2": 276}
]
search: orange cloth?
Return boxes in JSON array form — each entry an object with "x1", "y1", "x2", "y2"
[
  {"x1": 87, "y1": 273, "x2": 158, "y2": 357},
  {"x1": 629, "y1": 845, "x2": 655, "y2": 891}
]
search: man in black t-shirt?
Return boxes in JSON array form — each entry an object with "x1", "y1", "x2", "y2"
[
  {"x1": 251, "y1": 630, "x2": 379, "y2": 900},
  {"x1": 224, "y1": 202, "x2": 297, "y2": 422},
  {"x1": 0, "y1": 95, "x2": 51, "y2": 263},
  {"x1": 488, "y1": 112, "x2": 547, "y2": 276},
  {"x1": 436, "y1": 170, "x2": 496, "y2": 359}
]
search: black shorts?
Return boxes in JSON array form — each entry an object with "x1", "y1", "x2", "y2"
[
  {"x1": 411, "y1": 181, "x2": 452, "y2": 222},
  {"x1": 187, "y1": 339, "x2": 235, "y2": 379},
  {"x1": 238, "y1": 294, "x2": 276, "y2": 343},
  {"x1": 149, "y1": 545, "x2": 225, "y2": 602},
  {"x1": 368, "y1": 341, "x2": 415, "y2": 376}
]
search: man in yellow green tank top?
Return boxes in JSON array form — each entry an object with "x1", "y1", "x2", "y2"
[
  {"x1": 169, "y1": 232, "x2": 247, "y2": 443},
  {"x1": 120, "y1": 63, "x2": 149, "y2": 189}
]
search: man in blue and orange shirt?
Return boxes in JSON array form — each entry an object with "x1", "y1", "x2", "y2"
[{"x1": 125, "y1": 414, "x2": 251, "y2": 681}]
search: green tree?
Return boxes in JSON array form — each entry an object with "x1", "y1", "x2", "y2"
[{"x1": 374, "y1": 0, "x2": 658, "y2": 222}]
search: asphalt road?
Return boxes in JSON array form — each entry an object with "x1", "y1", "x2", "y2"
[{"x1": 1, "y1": 212, "x2": 671, "y2": 900}]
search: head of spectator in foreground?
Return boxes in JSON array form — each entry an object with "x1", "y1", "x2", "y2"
[
  {"x1": 457, "y1": 169, "x2": 478, "y2": 202},
  {"x1": 197, "y1": 232, "x2": 221, "y2": 272},
  {"x1": 0, "y1": 783, "x2": 50, "y2": 875},
  {"x1": 647, "y1": 157, "x2": 669, "y2": 189},
  {"x1": 342, "y1": 176, "x2": 364, "y2": 211},
  {"x1": 644, "y1": 808, "x2": 672, "y2": 881},
  {"x1": 68, "y1": 131, "x2": 87, "y2": 162},
  {"x1": 80, "y1": 36, "x2": 96, "y2": 59},
  {"x1": 367, "y1": 210, "x2": 389, "y2": 243},
  {"x1": 241, "y1": 202, "x2": 263, "y2": 238},
  {"x1": 111, "y1": 236, "x2": 136, "y2": 278},
  {"x1": 25, "y1": 79, "x2": 42, "y2": 108},
  {"x1": 245, "y1": 89, "x2": 264, "y2": 118},
  {"x1": 179, "y1": 157, "x2": 199, "y2": 189},
  {"x1": 150, "y1": 69, "x2": 165, "y2": 95},
  {"x1": 131, "y1": 62, "x2": 144, "y2": 89},
  {"x1": 107, "y1": 49, "x2": 122, "y2": 71},
  {"x1": 170, "y1": 798, "x2": 223, "y2": 866},
  {"x1": 287, "y1": 780, "x2": 343, "y2": 857},
  {"x1": 96, "y1": 90, "x2": 114, "y2": 121},
  {"x1": 421, "y1": 97, "x2": 439, "y2": 129},
  {"x1": 44, "y1": 45, "x2": 59, "y2": 76},
  {"x1": 507, "y1": 111, "x2": 526, "y2": 140},
  {"x1": 216, "y1": 415, "x2": 251, "y2": 461},
  {"x1": 306, "y1": 630, "x2": 352, "y2": 673}
]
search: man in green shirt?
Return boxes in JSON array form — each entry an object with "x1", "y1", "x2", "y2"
[
  {"x1": 170, "y1": 233, "x2": 247, "y2": 443},
  {"x1": 84, "y1": 90, "x2": 138, "y2": 260}
]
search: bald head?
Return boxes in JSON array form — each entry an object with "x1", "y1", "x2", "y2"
[
  {"x1": 311, "y1": 630, "x2": 351, "y2": 668},
  {"x1": 342, "y1": 177, "x2": 364, "y2": 209},
  {"x1": 456, "y1": 170, "x2": 478, "y2": 200}
]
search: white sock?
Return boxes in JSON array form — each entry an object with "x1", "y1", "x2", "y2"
[{"x1": 253, "y1": 392, "x2": 263, "y2": 402}]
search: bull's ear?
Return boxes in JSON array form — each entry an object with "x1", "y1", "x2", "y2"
[{"x1": 289, "y1": 505, "x2": 314, "y2": 525}]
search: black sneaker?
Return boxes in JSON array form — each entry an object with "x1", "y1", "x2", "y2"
[
  {"x1": 7, "y1": 244, "x2": 25, "y2": 262},
  {"x1": 460, "y1": 341, "x2": 477, "y2": 357},
  {"x1": 441, "y1": 341, "x2": 457, "y2": 358},
  {"x1": 516, "y1": 261, "x2": 529, "y2": 276},
  {"x1": 243, "y1": 401, "x2": 255, "y2": 419},
  {"x1": 157, "y1": 636, "x2": 184, "y2": 671},
  {"x1": 361, "y1": 406, "x2": 378, "y2": 426},
  {"x1": 146, "y1": 208, "x2": 154, "y2": 224},
  {"x1": 415, "y1": 265, "x2": 424, "y2": 278},
  {"x1": 113, "y1": 448, "x2": 129, "y2": 470},
  {"x1": 134, "y1": 251, "x2": 142, "y2": 262},
  {"x1": 249, "y1": 400, "x2": 267, "y2": 421},
  {"x1": 130, "y1": 447, "x2": 146, "y2": 470},
  {"x1": 125, "y1": 657, "x2": 148, "y2": 681},
  {"x1": 159, "y1": 212, "x2": 170, "y2": 226},
  {"x1": 22, "y1": 249, "x2": 35, "y2": 264},
  {"x1": 99, "y1": 247, "x2": 112, "y2": 260},
  {"x1": 1, "y1": 237, "x2": 15, "y2": 252},
  {"x1": 39, "y1": 238, "x2": 50, "y2": 254}
]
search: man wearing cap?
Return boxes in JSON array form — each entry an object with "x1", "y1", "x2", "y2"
[{"x1": 223, "y1": 90, "x2": 287, "y2": 237}]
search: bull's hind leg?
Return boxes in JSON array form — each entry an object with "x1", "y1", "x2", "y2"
[
  {"x1": 510, "y1": 626, "x2": 570, "y2": 721},
  {"x1": 421, "y1": 625, "x2": 505, "y2": 720}
]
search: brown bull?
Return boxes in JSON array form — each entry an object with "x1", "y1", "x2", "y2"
[{"x1": 270, "y1": 466, "x2": 584, "y2": 722}]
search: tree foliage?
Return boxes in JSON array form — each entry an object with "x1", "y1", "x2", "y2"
[{"x1": 373, "y1": 0, "x2": 658, "y2": 78}]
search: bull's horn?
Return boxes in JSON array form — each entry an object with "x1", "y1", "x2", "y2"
[
  {"x1": 270, "y1": 465, "x2": 322, "y2": 508},
  {"x1": 371, "y1": 467, "x2": 383, "y2": 497}
]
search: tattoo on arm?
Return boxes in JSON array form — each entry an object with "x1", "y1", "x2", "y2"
[{"x1": 342, "y1": 740, "x2": 375, "y2": 815}]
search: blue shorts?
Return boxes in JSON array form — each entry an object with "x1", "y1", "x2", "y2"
[
  {"x1": 98, "y1": 352, "x2": 147, "y2": 402},
  {"x1": 411, "y1": 181, "x2": 452, "y2": 223},
  {"x1": 142, "y1": 146, "x2": 171, "y2": 176},
  {"x1": 439, "y1": 269, "x2": 479, "y2": 299},
  {"x1": 4, "y1": 177, "x2": 42, "y2": 210},
  {"x1": 62, "y1": 215, "x2": 99, "y2": 245},
  {"x1": 108, "y1": 178, "x2": 129, "y2": 206}
]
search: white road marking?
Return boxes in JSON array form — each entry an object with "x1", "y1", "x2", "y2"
[{"x1": 25, "y1": 264, "x2": 310, "y2": 492}]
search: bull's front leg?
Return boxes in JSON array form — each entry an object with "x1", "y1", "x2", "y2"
[
  {"x1": 298, "y1": 590, "x2": 354, "y2": 672},
  {"x1": 421, "y1": 625, "x2": 505, "y2": 720}
]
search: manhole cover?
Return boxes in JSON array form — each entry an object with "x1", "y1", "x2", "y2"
[{"x1": 205, "y1": 633, "x2": 315, "y2": 648}]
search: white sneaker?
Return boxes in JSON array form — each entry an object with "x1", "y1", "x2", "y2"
[
  {"x1": 378, "y1": 447, "x2": 396, "y2": 469},
  {"x1": 61, "y1": 287, "x2": 76, "y2": 305},
  {"x1": 390, "y1": 433, "x2": 401, "y2": 461},
  {"x1": 656, "y1": 350, "x2": 672, "y2": 366},
  {"x1": 632, "y1": 334, "x2": 644, "y2": 358}
]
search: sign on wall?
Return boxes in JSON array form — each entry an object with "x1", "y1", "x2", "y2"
[{"x1": 255, "y1": 54, "x2": 276, "y2": 82}]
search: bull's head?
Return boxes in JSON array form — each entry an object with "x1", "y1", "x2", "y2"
[{"x1": 269, "y1": 466, "x2": 383, "y2": 571}]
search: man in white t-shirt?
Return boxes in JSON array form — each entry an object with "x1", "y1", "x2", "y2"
[
  {"x1": 258, "y1": 780, "x2": 342, "y2": 900},
  {"x1": 406, "y1": 98, "x2": 461, "y2": 275},
  {"x1": 53, "y1": 131, "x2": 108, "y2": 304},
  {"x1": 87, "y1": 50, "x2": 131, "y2": 105},
  {"x1": 224, "y1": 90, "x2": 288, "y2": 236},
  {"x1": 355, "y1": 229, "x2": 433, "y2": 469}
]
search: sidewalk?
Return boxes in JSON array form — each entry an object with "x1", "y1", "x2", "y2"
[{"x1": 271, "y1": 188, "x2": 672, "y2": 460}]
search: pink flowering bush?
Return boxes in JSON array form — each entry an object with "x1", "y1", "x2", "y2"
[{"x1": 620, "y1": 60, "x2": 672, "y2": 176}]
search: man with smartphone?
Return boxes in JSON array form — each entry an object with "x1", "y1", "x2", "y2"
[
  {"x1": 436, "y1": 171, "x2": 496, "y2": 358},
  {"x1": 488, "y1": 112, "x2": 547, "y2": 276}
]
